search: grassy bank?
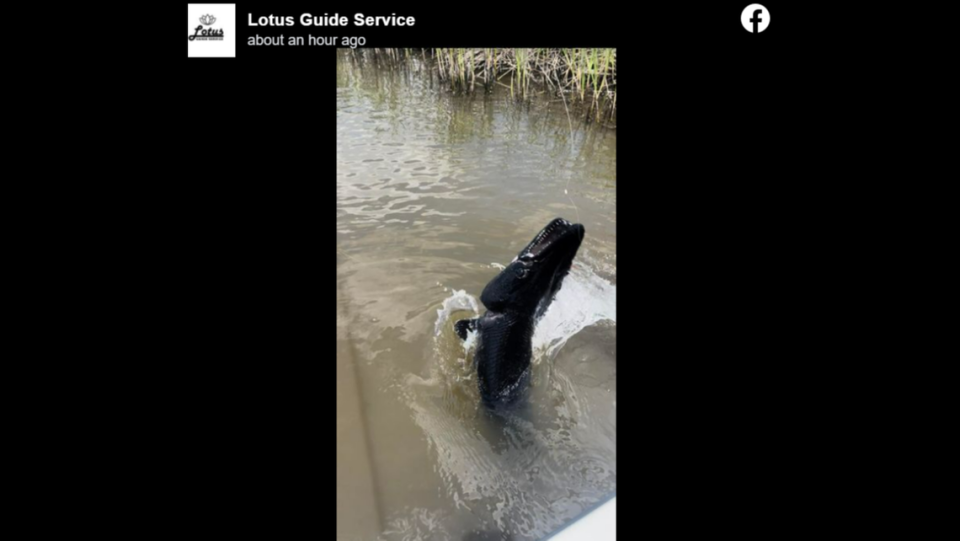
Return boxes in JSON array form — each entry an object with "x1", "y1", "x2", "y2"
[{"x1": 343, "y1": 48, "x2": 617, "y2": 123}]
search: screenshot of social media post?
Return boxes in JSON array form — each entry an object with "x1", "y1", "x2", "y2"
[{"x1": 181, "y1": 3, "x2": 792, "y2": 540}]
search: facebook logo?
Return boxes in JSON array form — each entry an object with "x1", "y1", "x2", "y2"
[{"x1": 741, "y1": 4, "x2": 770, "y2": 33}]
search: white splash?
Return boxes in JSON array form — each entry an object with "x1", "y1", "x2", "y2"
[
  {"x1": 532, "y1": 262, "x2": 616, "y2": 360},
  {"x1": 433, "y1": 289, "x2": 480, "y2": 336},
  {"x1": 435, "y1": 258, "x2": 616, "y2": 361},
  {"x1": 462, "y1": 329, "x2": 478, "y2": 353}
]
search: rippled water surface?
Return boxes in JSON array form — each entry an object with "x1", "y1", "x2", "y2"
[{"x1": 336, "y1": 52, "x2": 616, "y2": 541}]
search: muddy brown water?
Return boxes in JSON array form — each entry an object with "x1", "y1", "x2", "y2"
[{"x1": 336, "y1": 52, "x2": 616, "y2": 541}]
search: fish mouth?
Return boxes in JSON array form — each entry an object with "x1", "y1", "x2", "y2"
[{"x1": 521, "y1": 218, "x2": 584, "y2": 258}]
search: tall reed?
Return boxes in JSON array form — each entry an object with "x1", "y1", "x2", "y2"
[{"x1": 346, "y1": 48, "x2": 617, "y2": 124}]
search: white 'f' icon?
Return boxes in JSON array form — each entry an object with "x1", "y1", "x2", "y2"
[{"x1": 741, "y1": 4, "x2": 770, "y2": 33}]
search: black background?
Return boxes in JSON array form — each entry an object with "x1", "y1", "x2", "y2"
[{"x1": 141, "y1": 1, "x2": 863, "y2": 536}]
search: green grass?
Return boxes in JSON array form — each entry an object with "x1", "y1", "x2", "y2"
[{"x1": 344, "y1": 48, "x2": 617, "y2": 123}]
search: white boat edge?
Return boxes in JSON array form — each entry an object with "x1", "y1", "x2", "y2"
[{"x1": 545, "y1": 496, "x2": 615, "y2": 540}]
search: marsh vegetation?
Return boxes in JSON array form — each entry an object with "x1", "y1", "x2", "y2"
[{"x1": 341, "y1": 48, "x2": 617, "y2": 125}]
